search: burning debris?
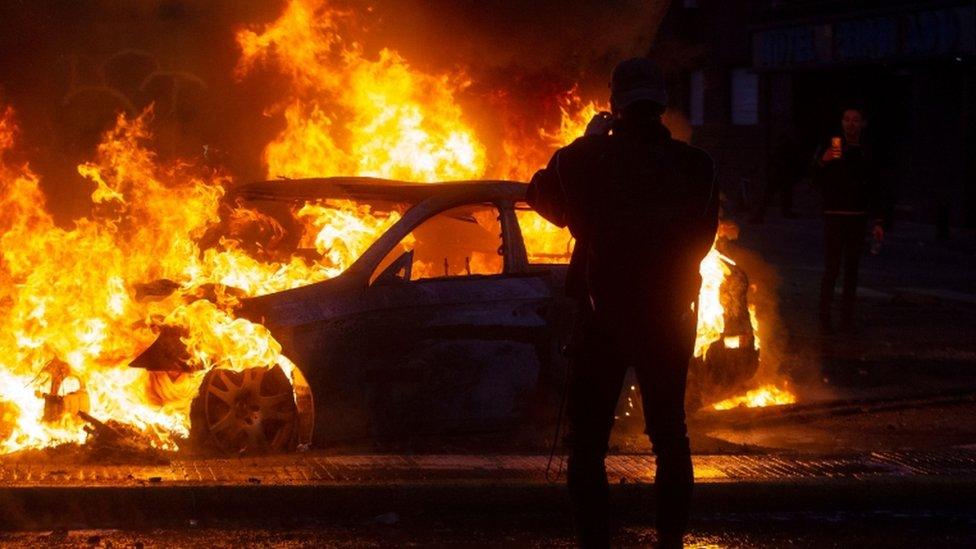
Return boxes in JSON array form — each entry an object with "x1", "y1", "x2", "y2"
[
  {"x1": 37, "y1": 358, "x2": 91, "y2": 423},
  {"x1": 78, "y1": 411, "x2": 172, "y2": 464},
  {"x1": 710, "y1": 384, "x2": 797, "y2": 411},
  {"x1": 690, "y1": 222, "x2": 796, "y2": 411}
]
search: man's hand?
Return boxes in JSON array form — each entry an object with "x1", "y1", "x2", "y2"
[
  {"x1": 584, "y1": 112, "x2": 614, "y2": 137},
  {"x1": 821, "y1": 148, "x2": 841, "y2": 164}
]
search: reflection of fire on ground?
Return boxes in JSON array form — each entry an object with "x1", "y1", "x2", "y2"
[{"x1": 0, "y1": 0, "x2": 790, "y2": 456}]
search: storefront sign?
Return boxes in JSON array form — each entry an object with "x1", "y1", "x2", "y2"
[{"x1": 754, "y1": 5, "x2": 975, "y2": 68}]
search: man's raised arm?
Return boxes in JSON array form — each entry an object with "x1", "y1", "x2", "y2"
[{"x1": 526, "y1": 149, "x2": 571, "y2": 228}]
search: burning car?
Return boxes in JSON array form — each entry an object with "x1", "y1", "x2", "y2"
[
  {"x1": 131, "y1": 177, "x2": 579, "y2": 453},
  {"x1": 129, "y1": 177, "x2": 787, "y2": 455}
]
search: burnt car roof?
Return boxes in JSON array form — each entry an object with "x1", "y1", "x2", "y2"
[{"x1": 228, "y1": 177, "x2": 528, "y2": 205}]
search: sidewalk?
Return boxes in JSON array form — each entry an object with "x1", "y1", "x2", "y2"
[{"x1": 3, "y1": 449, "x2": 976, "y2": 529}]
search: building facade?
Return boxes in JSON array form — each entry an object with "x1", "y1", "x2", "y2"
[{"x1": 654, "y1": 0, "x2": 976, "y2": 227}]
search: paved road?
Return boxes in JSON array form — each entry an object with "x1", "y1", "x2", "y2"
[{"x1": 1, "y1": 509, "x2": 974, "y2": 547}]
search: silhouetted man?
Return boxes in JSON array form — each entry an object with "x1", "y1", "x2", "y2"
[
  {"x1": 813, "y1": 107, "x2": 884, "y2": 332},
  {"x1": 527, "y1": 58, "x2": 717, "y2": 548}
]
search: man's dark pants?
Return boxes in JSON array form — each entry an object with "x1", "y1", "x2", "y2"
[
  {"x1": 819, "y1": 214, "x2": 867, "y2": 323},
  {"x1": 566, "y1": 290, "x2": 696, "y2": 548}
]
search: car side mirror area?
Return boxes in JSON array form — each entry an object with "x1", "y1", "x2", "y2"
[{"x1": 373, "y1": 249, "x2": 414, "y2": 286}]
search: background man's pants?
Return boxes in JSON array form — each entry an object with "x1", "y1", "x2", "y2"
[
  {"x1": 565, "y1": 298, "x2": 696, "y2": 547},
  {"x1": 820, "y1": 214, "x2": 867, "y2": 323}
]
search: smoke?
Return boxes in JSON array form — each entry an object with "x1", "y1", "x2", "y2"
[
  {"x1": 356, "y1": 0, "x2": 667, "y2": 87},
  {"x1": 354, "y1": 0, "x2": 671, "y2": 169},
  {"x1": 724, "y1": 241, "x2": 787, "y2": 381},
  {"x1": 0, "y1": 0, "x2": 271, "y2": 220},
  {"x1": 724, "y1": 233, "x2": 817, "y2": 405},
  {"x1": 0, "y1": 0, "x2": 670, "y2": 219}
]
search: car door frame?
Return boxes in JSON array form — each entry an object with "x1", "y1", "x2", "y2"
[{"x1": 330, "y1": 189, "x2": 561, "y2": 435}]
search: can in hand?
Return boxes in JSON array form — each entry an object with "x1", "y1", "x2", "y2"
[{"x1": 831, "y1": 136, "x2": 843, "y2": 159}]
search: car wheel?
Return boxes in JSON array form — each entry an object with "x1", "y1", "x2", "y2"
[{"x1": 190, "y1": 364, "x2": 312, "y2": 454}]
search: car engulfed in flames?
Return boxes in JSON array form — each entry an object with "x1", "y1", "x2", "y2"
[
  {"x1": 129, "y1": 177, "x2": 582, "y2": 452},
  {"x1": 0, "y1": 0, "x2": 794, "y2": 458},
  {"x1": 123, "y1": 178, "x2": 793, "y2": 454}
]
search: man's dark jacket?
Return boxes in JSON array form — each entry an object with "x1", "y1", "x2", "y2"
[
  {"x1": 812, "y1": 140, "x2": 883, "y2": 220},
  {"x1": 527, "y1": 120, "x2": 717, "y2": 315}
]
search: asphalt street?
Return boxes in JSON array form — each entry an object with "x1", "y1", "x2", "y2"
[{"x1": 2, "y1": 510, "x2": 975, "y2": 548}]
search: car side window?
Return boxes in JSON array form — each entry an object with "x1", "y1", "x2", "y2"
[{"x1": 373, "y1": 204, "x2": 505, "y2": 282}]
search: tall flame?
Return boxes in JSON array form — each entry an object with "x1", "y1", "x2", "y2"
[
  {"x1": 694, "y1": 222, "x2": 795, "y2": 410},
  {"x1": 0, "y1": 108, "x2": 219, "y2": 451},
  {"x1": 694, "y1": 247, "x2": 735, "y2": 360},
  {"x1": 0, "y1": 105, "x2": 389, "y2": 453},
  {"x1": 236, "y1": 0, "x2": 485, "y2": 182},
  {"x1": 235, "y1": 0, "x2": 591, "y2": 264}
]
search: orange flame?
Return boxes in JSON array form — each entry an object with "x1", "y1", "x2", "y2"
[
  {"x1": 711, "y1": 383, "x2": 797, "y2": 411},
  {"x1": 0, "y1": 0, "x2": 597, "y2": 453},
  {"x1": 0, "y1": 108, "x2": 217, "y2": 451},
  {"x1": 236, "y1": 0, "x2": 485, "y2": 182},
  {"x1": 236, "y1": 0, "x2": 591, "y2": 265},
  {"x1": 516, "y1": 210, "x2": 576, "y2": 264},
  {"x1": 695, "y1": 222, "x2": 795, "y2": 409},
  {"x1": 694, "y1": 247, "x2": 735, "y2": 360},
  {"x1": 0, "y1": 106, "x2": 344, "y2": 453}
]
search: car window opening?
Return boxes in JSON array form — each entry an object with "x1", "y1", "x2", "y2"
[{"x1": 375, "y1": 204, "x2": 505, "y2": 282}]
